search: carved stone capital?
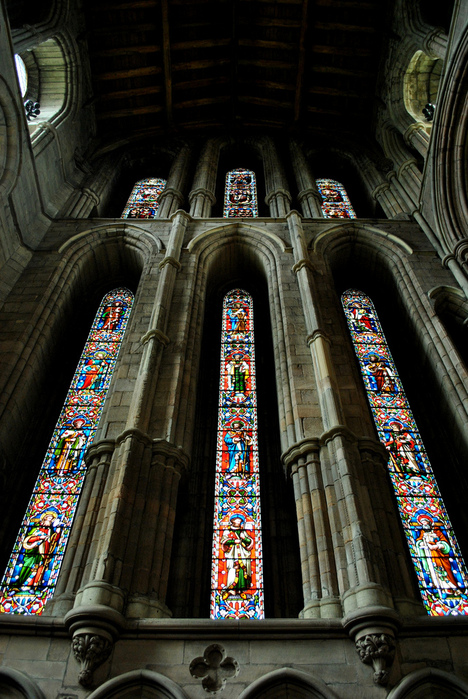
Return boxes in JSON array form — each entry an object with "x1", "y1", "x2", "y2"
[
  {"x1": 158, "y1": 255, "x2": 182, "y2": 271},
  {"x1": 355, "y1": 632, "x2": 396, "y2": 685},
  {"x1": 72, "y1": 630, "x2": 113, "y2": 687},
  {"x1": 292, "y1": 258, "x2": 314, "y2": 274}
]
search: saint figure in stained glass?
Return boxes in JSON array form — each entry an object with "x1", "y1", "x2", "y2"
[
  {"x1": 342, "y1": 288, "x2": 468, "y2": 616},
  {"x1": 0, "y1": 288, "x2": 134, "y2": 615},
  {"x1": 223, "y1": 169, "x2": 258, "y2": 218},
  {"x1": 211, "y1": 289, "x2": 264, "y2": 619},
  {"x1": 121, "y1": 178, "x2": 166, "y2": 218},
  {"x1": 317, "y1": 178, "x2": 356, "y2": 219}
]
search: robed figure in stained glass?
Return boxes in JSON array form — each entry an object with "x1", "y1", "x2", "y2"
[
  {"x1": 224, "y1": 422, "x2": 252, "y2": 475},
  {"x1": 415, "y1": 514, "x2": 464, "y2": 592},
  {"x1": 12, "y1": 510, "x2": 62, "y2": 589},
  {"x1": 221, "y1": 514, "x2": 254, "y2": 599}
]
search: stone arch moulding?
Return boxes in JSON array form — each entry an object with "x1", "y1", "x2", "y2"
[
  {"x1": 431, "y1": 25, "x2": 468, "y2": 252},
  {"x1": 0, "y1": 75, "x2": 22, "y2": 199},
  {"x1": 0, "y1": 667, "x2": 46, "y2": 699},
  {"x1": 387, "y1": 668, "x2": 468, "y2": 698},
  {"x1": 57, "y1": 221, "x2": 164, "y2": 257},
  {"x1": 87, "y1": 669, "x2": 190, "y2": 699},
  {"x1": 238, "y1": 668, "x2": 339, "y2": 699},
  {"x1": 187, "y1": 221, "x2": 288, "y2": 255},
  {"x1": 311, "y1": 222, "x2": 414, "y2": 258}
]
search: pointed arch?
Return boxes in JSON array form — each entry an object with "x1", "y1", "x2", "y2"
[
  {"x1": 121, "y1": 177, "x2": 167, "y2": 218},
  {"x1": 0, "y1": 287, "x2": 134, "y2": 614},
  {"x1": 342, "y1": 288, "x2": 468, "y2": 615},
  {"x1": 238, "y1": 668, "x2": 339, "y2": 699},
  {"x1": 87, "y1": 669, "x2": 190, "y2": 699},
  {"x1": 388, "y1": 668, "x2": 468, "y2": 699},
  {"x1": 0, "y1": 668, "x2": 45, "y2": 699}
]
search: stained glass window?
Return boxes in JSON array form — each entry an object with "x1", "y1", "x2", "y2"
[
  {"x1": 223, "y1": 169, "x2": 258, "y2": 218},
  {"x1": 121, "y1": 178, "x2": 166, "y2": 218},
  {"x1": 317, "y1": 178, "x2": 356, "y2": 219},
  {"x1": 0, "y1": 288, "x2": 134, "y2": 615},
  {"x1": 342, "y1": 289, "x2": 468, "y2": 615},
  {"x1": 211, "y1": 289, "x2": 264, "y2": 619},
  {"x1": 14, "y1": 55, "x2": 27, "y2": 98}
]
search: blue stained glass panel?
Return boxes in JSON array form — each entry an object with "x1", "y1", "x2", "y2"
[
  {"x1": 223, "y1": 169, "x2": 258, "y2": 218},
  {"x1": 121, "y1": 178, "x2": 166, "y2": 218},
  {"x1": 317, "y1": 178, "x2": 356, "y2": 219}
]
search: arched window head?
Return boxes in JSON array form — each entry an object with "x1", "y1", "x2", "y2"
[
  {"x1": 342, "y1": 289, "x2": 468, "y2": 616},
  {"x1": 121, "y1": 178, "x2": 167, "y2": 219},
  {"x1": 404, "y1": 51, "x2": 442, "y2": 125},
  {"x1": 0, "y1": 288, "x2": 134, "y2": 615},
  {"x1": 211, "y1": 289, "x2": 264, "y2": 619},
  {"x1": 317, "y1": 178, "x2": 356, "y2": 219},
  {"x1": 223, "y1": 169, "x2": 258, "y2": 218},
  {"x1": 14, "y1": 55, "x2": 27, "y2": 98}
]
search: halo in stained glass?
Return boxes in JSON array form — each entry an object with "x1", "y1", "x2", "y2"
[
  {"x1": 317, "y1": 178, "x2": 356, "y2": 219},
  {"x1": 121, "y1": 178, "x2": 166, "y2": 219},
  {"x1": 210, "y1": 289, "x2": 264, "y2": 619},
  {"x1": 223, "y1": 169, "x2": 258, "y2": 218},
  {"x1": 0, "y1": 288, "x2": 134, "y2": 615},
  {"x1": 342, "y1": 288, "x2": 468, "y2": 616}
]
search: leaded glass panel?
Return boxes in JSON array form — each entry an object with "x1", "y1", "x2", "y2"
[
  {"x1": 223, "y1": 169, "x2": 258, "y2": 218},
  {"x1": 342, "y1": 288, "x2": 468, "y2": 615},
  {"x1": 210, "y1": 289, "x2": 264, "y2": 619},
  {"x1": 121, "y1": 178, "x2": 166, "y2": 218},
  {"x1": 317, "y1": 178, "x2": 356, "y2": 219},
  {"x1": 0, "y1": 288, "x2": 134, "y2": 615}
]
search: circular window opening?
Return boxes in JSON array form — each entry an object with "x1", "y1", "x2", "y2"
[{"x1": 14, "y1": 54, "x2": 27, "y2": 98}]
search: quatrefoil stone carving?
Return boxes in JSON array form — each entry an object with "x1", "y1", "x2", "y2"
[{"x1": 189, "y1": 643, "x2": 239, "y2": 692}]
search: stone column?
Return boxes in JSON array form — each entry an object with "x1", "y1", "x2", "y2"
[
  {"x1": 404, "y1": 122, "x2": 430, "y2": 159},
  {"x1": 157, "y1": 143, "x2": 192, "y2": 218},
  {"x1": 286, "y1": 210, "x2": 402, "y2": 618},
  {"x1": 262, "y1": 136, "x2": 292, "y2": 217},
  {"x1": 60, "y1": 211, "x2": 191, "y2": 624},
  {"x1": 66, "y1": 152, "x2": 121, "y2": 218},
  {"x1": 189, "y1": 138, "x2": 220, "y2": 217},
  {"x1": 422, "y1": 27, "x2": 448, "y2": 60},
  {"x1": 289, "y1": 139, "x2": 323, "y2": 217}
]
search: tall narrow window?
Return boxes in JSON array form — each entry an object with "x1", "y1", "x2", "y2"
[
  {"x1": 0, "y1": 288, "x2": 134, "y2": 615},
  {"x1": 342, "y1": 289, "x2": 468, "y2": 615},
  {"x1": 211, "y1": 289, "x2": 264, "y2": 619},
  {"x1": 317, "y1": 178, "x2": 356, "y2": 219},
  {"x1": 223, "y1": 169, "x2": 258, "y2": 218},
  {"x1": 121, "y1": 178, "x2": 166, "y2": 218}
]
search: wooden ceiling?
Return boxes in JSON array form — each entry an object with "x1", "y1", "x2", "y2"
[{"x1": 84, "y1": 0, "x2": 389, "y2": 150}]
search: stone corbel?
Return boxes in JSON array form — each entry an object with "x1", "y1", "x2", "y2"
[
  {"x1": 355, "y1": 632, "x2": 396, "y2": 685},
  {"x1": 65, "y1": 604, "x2": 125, "y2": 687},
  {"x1": 72, "y1": 630, "x2": 113, "y2": 687}
]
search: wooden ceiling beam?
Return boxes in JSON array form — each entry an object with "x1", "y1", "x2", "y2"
[
  {"x1": 315, "y1": 0, "x2": 375, "y2": 8},
  {"x1": 308, "y1": 85, "x2": 362, "y2": 98},
  {"x1": 172, "y1": 59, "x2": 230, "y2": 71},
  {"x1": 174, "y1": 76, "x2": 230, "y2": 91},
  {"x1": 294, "y1": 0, "x2": 310, "y2": 123},
  {"x1": 172, "y1": 38, "x2": 231, "y2": 50},
  {"x1": 96, "y1": 105, "x2": 164, "y2": 120},
  {"x1": 161, "y1": 0, "x2": 173, "y2": 127},
  {"x1": 91, "y1": 23, "x2": 157, "y2": 35},
  {"x1": 91, "y1": 0, "x2": 157, "y2": 11},
  {"x1": 173, "y1": 96, "x2": 231, "y2": 109},
  {"x1": 101, "y1": 85, "x2": 163, "y2": 101},
  {"x1": 238, "y1": 95, "x2": 292, "y2": 109},
  {"x1": 93, "y1": 45, "x2": 160, "y2": 58},
  {"x1": 237, "y1": 79, "x2": 295, "y2": 91},
  {"x1": 238, "y1": 17, "x2": 302, "y2": 27},
  {"x1": 238, "y1": 59, "x2": 295, "y2": 70},
  {"x1": 95, "y1": 66, "x2": 162, "y2": 81},
  {"x1": 312, "y1": 44, "x2": 373, "y2": 57},
  {"x1": 310, "y1": 65, "x2": 373, "y2": 78},
  {"x1": 313, "y1": 21, "x2": 377, "y2": 33},
  {"x1": 238, "y1": 38, "x2": 296, "y2": 51}
]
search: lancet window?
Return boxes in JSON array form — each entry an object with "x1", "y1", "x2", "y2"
[
  {"x1": 0, "y1": 288, "x2": 134, "y2": 615},
  {"x1": 211, "y1": 289, "x2": 264, "y2": 619},
  {"x1": 317, "y1": 178, "x2": 356, "y2": 219},
  {"x1": 121, "y1": 178, "x2": 166, "y2": 218},
  {"x1": 342, "y1": 288, "x2": 468, "y2": 615},
  {"x1": 223, "y1": 169, "x2": 258, "y2": 218}
]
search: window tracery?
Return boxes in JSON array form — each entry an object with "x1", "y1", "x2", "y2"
[
  {"x1": 0, "y1": 288, "x2": 134, "y2": 615},
  {"x1": 211, "y1": 289, "x2": 264, "y2": 619},
  {"x1": 317, "y1": 178, "x2": 356, "y2": 219},
  {"x1": 121, "y1": 178, "x2": 166, "y2": 218},
  {"x1": 342, "y1": 288, "x2": 468, "y2": 615},
  {"x1": 223, "y1": 169, "x2": 258, "y2": 218}
]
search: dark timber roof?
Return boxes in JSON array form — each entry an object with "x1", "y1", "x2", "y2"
[{"x1": 84, "y1": 0, "x2": 390, "y2": 149}]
